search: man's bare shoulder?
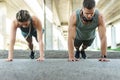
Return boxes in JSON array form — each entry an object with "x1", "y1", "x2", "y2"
[
  {"x1": 98, "y1": 12, "x2": 105, "y2": 25},
  {"x1": 70, "y1": 12, "x2": 76, "y2": 19},
  {"x1": 69, "y1": 12, "x2": 77, "y2": 26},
  {"x1": 98, "y1": 12, "x2": 104, "y2": 19}
]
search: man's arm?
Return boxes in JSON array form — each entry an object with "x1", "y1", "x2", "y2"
[
  {"x1": 6, "y1": 20, "x2": 17, "y2": 61},
  {"x1": 98, "y1": 13, "x2": 107, "y2": 58},
  {"x1": 68, "y1": 12, "x2": 76, "y2": 61},
  {"x1": 33, "y1": 16, "x2": 44, "y2": 61}
]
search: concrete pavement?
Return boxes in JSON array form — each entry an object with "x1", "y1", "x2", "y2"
[
  {"x1": 0, "y1": 59, "x2": 120, "y2": 80},
  {"x1": 0, "y1": 50, "x2": 120, "y2": 59}
]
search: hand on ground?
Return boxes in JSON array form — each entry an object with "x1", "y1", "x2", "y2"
[
  {"x1": 98, "y1": 58, "x2": 110, "y2": 62},
  {"x1": 6, "y1": 58, "x2": 13, "y2": 62},
  {"x1": 37, "y1": 57, "x2": 45, "y2": 61}
]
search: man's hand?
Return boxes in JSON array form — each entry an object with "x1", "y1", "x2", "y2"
[
  {"x1": 6, "y1": 58, "x2": 13, "y2": 62},
  {"x1": 37, "y1": 56, "x2": 45, "y2": 61},
  {"x1": 98, "y1": 57, "x2": 110, "y2": 62},
  {"x1": 99, "y1": 55, "x2": 110, "y2": 62}
]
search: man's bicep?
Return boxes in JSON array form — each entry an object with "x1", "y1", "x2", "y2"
[
  {"x1": 68, "y1": 25, "x2": 76, "y2": 40},
  {"x1": 68, "y1": 13, "x2": 76, "y2": 39},
  {"x1": 98, "y1": 24, "x2": 106, "y2": 40},
  {"x1": 98, "y1": 13, "x2": 106, "y2": 38}
]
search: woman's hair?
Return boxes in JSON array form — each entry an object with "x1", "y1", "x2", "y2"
[{"x1": 16, "y1": 10, "x2": 31, "y2": 22}]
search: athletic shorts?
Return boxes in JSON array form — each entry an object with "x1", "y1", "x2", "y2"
[
  {"x1": 74, "y1": 38, "x2": 95, "y2": 47},
  {"x1": 21, "y1": 31, "x2": 37, "y2": 38},
  {"x1": 21, "y1": 29, "x2": 44, "y2": 38}
]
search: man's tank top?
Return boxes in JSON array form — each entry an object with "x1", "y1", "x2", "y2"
[{"x1": 75, "y1": 9, "x2": 99, "y2": 40}]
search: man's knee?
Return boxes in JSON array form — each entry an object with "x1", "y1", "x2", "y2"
[{"x1": 82, "y1": 45, "x2": 88, "y2": 49}]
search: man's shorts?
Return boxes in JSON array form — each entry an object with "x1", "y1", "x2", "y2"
[{"x1": 74, "y1": 38, "x2": 95, "y2": 47}]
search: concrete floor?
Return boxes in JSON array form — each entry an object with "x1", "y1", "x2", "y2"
[
  {"x1": 0, "y1": 59, "x2": 120, "y2": 80},
  {"x1": 0, "y1": 50, "x2": 120, "y2": 59}
]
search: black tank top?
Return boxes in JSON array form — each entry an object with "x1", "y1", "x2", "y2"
[{"x1": 19, "y1": 18, "x2": 36, "y2": 34}]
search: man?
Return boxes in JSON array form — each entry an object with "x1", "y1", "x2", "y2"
[
  {"x1": 6, "y1": 10, "x2": 44, "y2": 61},
  {"x1": 68, "y1": 0, "x2": 109, "y2": 62}
]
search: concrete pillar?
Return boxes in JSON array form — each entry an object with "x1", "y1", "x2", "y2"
[
  {"x1": 111, "y1": 25, "x2": 117, "y2": 49},
  {"x1": 0, "y1": 2, "x2": 6, "y2": 50},
  {"x1": 52, "y1": 24, "x2": 58, "y2": 50},
  {"x1": 45, "y1": 0, "x2": 53, "y2": 50}
]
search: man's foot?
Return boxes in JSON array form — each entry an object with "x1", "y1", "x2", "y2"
[
  {"x1": 75, "y1": 51, "x2": 80, "y2": 59},
  {"x1": 30, "y1": 51, "x2": 35, "y2": 59},
  {"x1": 81, "y1": 50, "x2": 87, "y2": 59}
]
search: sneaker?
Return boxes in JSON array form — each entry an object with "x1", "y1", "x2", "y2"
[
  {"x1": 81, "y1": 50, "x2": 87, "y2": 59},
  {"x1": 30, "y1": 51, "x2": 35, "y2": 59},
  {"x1": 75, "y1": 50, "x2": 80, "y2": 59}
]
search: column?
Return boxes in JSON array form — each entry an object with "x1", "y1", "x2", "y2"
[
  {"x1": 111, "y1": 25, "x2": 117, "y2": 49},
  {"x1": 44, "y1": 0, "x2": 53, "y2": 50},
  {"x1": 0, "y1": 2, "x2": 6, "y2": 49}
]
